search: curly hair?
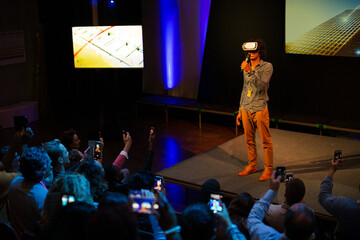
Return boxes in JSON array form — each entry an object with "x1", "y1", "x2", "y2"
[
  {"x1": 19, "y1": 146, "x2": 51, "y2": 182},
  {"x1": 51, "y1": 173, "x2": 94, "y2": 205},
  {"x1": 75, "y1": 157, "x2": 108, "y2": 202},
  {"x1": 255, "y1": 38, "x2": 267, "y2": 60},
  {"x1": 247, "y1": 38, "x2": 268, "y2": 60},
  {"x1": 181, "y1": 203, "x2": 215, "y2": 240},
  {"x1": 125, "y1": 172, "x2": 154, "y2": 193}
]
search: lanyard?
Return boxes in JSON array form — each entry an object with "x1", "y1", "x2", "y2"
[{"x1": 39, "y1": 180, "x2": 48, "y2": 191}]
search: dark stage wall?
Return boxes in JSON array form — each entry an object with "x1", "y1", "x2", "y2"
[
  {"x1": 37, "y1": 0, "x2": 143, "y2": 127},
  {"x1": 198, "y1": 0, "x2": 360, "y2": 129}
]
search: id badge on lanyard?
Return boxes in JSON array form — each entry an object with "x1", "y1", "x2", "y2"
[{"x1": 247, "y1": 89, "x2": 252, "y2": 97}]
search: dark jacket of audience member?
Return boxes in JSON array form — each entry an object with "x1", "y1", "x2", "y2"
[
  {"x1": 40, "y1": 201, "x2": 96, "y2": 240},
  {"x1": 86, "y1": 202, "x2": 138, "y2": 240}
]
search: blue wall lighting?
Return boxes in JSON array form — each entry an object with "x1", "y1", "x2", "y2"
[
  {"x1": 160, "y1": 0, "x2": 182, "y2": 89},
  {"x1": 163, "y1": 138, "x2": 181, "y2": 167}
]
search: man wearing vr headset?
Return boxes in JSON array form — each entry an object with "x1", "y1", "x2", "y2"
[{"x1": 237, "y1": 39, "x2": 273, "y2": 181}]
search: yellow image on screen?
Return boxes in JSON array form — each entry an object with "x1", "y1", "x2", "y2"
[{"x1": 72, "y1": 26, "x2": 143, "y2": 68}]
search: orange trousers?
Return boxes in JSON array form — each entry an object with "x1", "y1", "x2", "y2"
[{"x1": 241, "y1": 106, "x2": 273, "y2": 170}]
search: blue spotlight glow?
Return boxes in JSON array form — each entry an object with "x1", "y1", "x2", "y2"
[
  {"x1": 160, "y1": 0, "x2": 182, "y2": 89},
  {"x1": 356, "y1": 49, "x2": 360, "y2": 56},
  {"x1": 163, "y1": 138, "x2": 181, "y2": 167},
  {"x1": 108, "y1": 0, "x2": 115, "y2": 6}
]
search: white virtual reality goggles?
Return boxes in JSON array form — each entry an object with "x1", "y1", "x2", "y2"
[{"x1": 242, "y1": 42, "x2": 259, "y2": 52}]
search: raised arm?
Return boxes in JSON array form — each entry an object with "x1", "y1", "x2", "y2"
[{"x1": 112, "y1": 132, "x2": 132, "y2": 169}]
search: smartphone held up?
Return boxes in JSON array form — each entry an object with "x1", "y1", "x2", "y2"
[
  {"x1": 334, "y1": 150, "x2": 342, "y2": 164},
  {"x1": 154, "y1": 176, "x2": 164, "y2": 192},
  {"x1": 209, "y1": 193, "x2": 223, "y2": 213},
  {"x1": 275, "y1": 167, "x2": 286, "y2": 182},
  {"x1": 87, "y1": 140, "x2": 102, "y2": 160},
  {"x1": 61, "y1": 193, "x2": 76, "y2": 206},
  {"x1": 129, "y1": 190, "x2": 159, "y2": 214}
]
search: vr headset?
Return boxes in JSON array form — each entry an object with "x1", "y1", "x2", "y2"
[{"x1": 242, "y1": 42, "x2": 259, "y2": 52}]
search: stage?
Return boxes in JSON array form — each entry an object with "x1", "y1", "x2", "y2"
[{"x1": 157, "y1": 128, "x2": 360, "y2": 217}]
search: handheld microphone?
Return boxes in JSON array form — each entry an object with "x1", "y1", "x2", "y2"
[{"x1": 241, "y1": 53, "x2": 250, "y2": 71}]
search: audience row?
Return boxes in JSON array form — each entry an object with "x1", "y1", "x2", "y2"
[{"x1": 0, "y1": 125, "x2": 359, "y2": 240}]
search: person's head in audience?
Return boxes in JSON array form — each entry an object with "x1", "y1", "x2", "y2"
[
  {"x1": 181, "y1": 203, "x2": 215, "y2": 240},
  {"x1": 43, "y1": 201, "x2": 96, "y2": 240},
  {"x1": 51, "y1": 173, "x2": 94, "y2": 204},
  {"x1": 199, "y1": 178, "x2": 220, "y2": 204},
  {"x1": 19, "y1": 146, "x2": 53, "y2": 183},
  {"x1": 228, "y1": 192, "x2": 254, "y2": 238},
  {"x1": 67, "y1": 149, "x2": 84, "y2": 169},
  {"x1": 285, "y1": 178, "x2": 306, "y2": 206},
  {"x1": 76, "y1": 156, "x2": 107, "y2": 202},
  {"x1": 0, "y1": 145, "x2": 20, "y2": 171},
  {"x1": 0, "y1": 146, "x2": 9, "y2": 161},
  {"x1": 104, "y1": 164, "x2": 125, "y2": 185},
  {"x1": 125, "y1": 172, "x2": 155, "y2": 193},
  {"x1": 98, "y1": 192, "x2": 129, "y2": 209},
  {"x1": 284, "y1": 203, "x2": 315, "y2": 240},
  {"x1": 60, "y1": 129, "x2": 81, "y2": 151},
  {"x1": 86, "y1": 202, "x2": 137, "y2": 240},
  {"x1": 228, "y1": 192, "x2": 254, "y2": 219},
  {"x1": 43, "y1": 139, "x2": 70, "y2": 176},
  {"x1": 41, "y1": 174, "x2": 94, "y2": 228}
]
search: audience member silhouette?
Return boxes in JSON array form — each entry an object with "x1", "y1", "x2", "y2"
[
  {"x1": 86, "y1": 201, "x2": 137, "y2": 240},
  {"x1": 318, "y1": 159, "x2": 360, "y2": 239},
  {"x1": 199, "y1": 178, "x2": 221, "y2": 204},
  {"x1": 41, "y1": 201, "x2": 96, "y2": 240},
  {"x1": 7, "y1": 147, "x2": 53, "y2": 238},
  {"x1": 265, "y1": 178, "x2": 306, "y2": 233},
  {"x1": 181, "y1": 203, "x2": 215, "y2": 240},
  {"x1": 60, "y1": 129, "x2": 81, "y2": 152},
  {"x1": 75, "y1": 156, "x2": 108, "y2": 202},
  {"x1": 42, "y1": 139, "x2": 70, "y2": 181},
  {"x1": 40, "y1": 173, "x2": 94, "y2": 230},
  {"x1": 247, "y1": 172, "x2": 315, "y2": 240},
  {"x1": 228, "y1": 192, "x2": 255, "y2": 239}
]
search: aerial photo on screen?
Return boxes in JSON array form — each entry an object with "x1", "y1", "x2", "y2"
[
  {"x1": 72, "y1": 25, "x2": 143, "y2": 68},
  {"x1": 286, "y1": 0, "x2": 360, "y2": 57}
]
